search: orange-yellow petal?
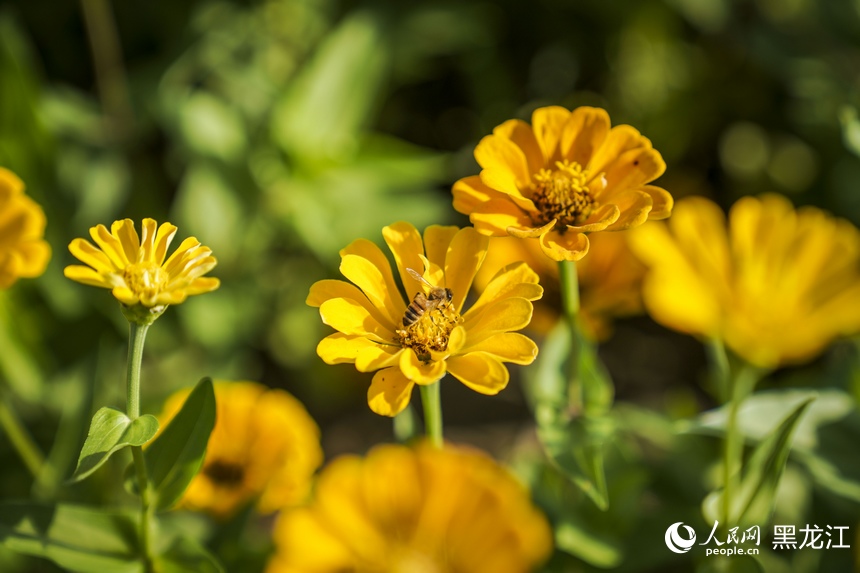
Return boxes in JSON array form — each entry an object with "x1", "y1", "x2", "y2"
[
  {"x1": 319, "y1": 298, "x2": 395, "y2": 343},
  {"x1": 460, "y1": 332, "x2": 538, "y2": 365},
  {"x1": 560, "y1": 106, "x2": 610, "y2": 166},
  {"x1": 367, "y1": 368, "x2": 415, "y2": 417},
  {"x1": 447, "y1": 352, "x2": 510, "y2": 395},
  {"x1": 443, "y1": 227, "x2": 488, "y2": 313},
  {"x1": 538, "y1": 229, "x2": 590, "y2": 261},
  {"x1": 532, "y1": 105, "x2": 571, "y2": 163},
  {"x1": 399, "y1": 350, "x2": 447, "y2": 385}
]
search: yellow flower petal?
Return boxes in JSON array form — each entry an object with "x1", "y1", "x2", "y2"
[
  {"x1": 444, "y1": 227, "x2": 488, "y2": 313},
  {"x1": 531, "y1": 105, "x2": 570, "y2": 163},
  {"x1": 601, "y1": 146, "x2": 666, "y2": 197},
  {"x1": 560, "y1": 106, "x2": 610, "y2": 166},
  {"x1": 460, "y1": 332, "x2": 538, "y2": 364},
  {"x1": 355, "y1": 344, "x2": 402, "y2": 372},
  {"x1": 341, "y1": 237, "x2": 406, "y2": 321},
  {"x1": 111, "y1": 286, "x2": 139, "y2": 306},
  {"x1": 564, "y1": 203, "x2": 620, "y2": 233},
  {"x1": 399, "y1": 350, "x2": 446, "y2": 384},
  {"x1": 465, "y1": 262, "x2": 542, "y2": 320},
  {"x1": 184, "y1": 277, "x2": 220, "y2": 295},
  {"x1": 317, "y1": 333, "x2": 379, "y2": 365},
  {"x1": 63, "y1": 265, "x2": 112, "y2": 288},
  {"x1": 382, "y1": 222, "x2": 427, "y2": 304},
  {"x1": 422, "y1": 225, "x2": 459, "y2": 271},
  {"x1": 70, "y1": 237, "x2": 117, "y2": 274},
  {"x1": 340, "y1": 254, "x2": 402, "y2": 329},
  {"x1": 367, "y1": 368, "x2": 415, "y2": 416},
  {"x1": 139, "y1": 218, "x2": 158, "y2": 262},
  {"x1": 640, "y1": 185, "x2": 673, "y2": 219},
  {"x1": 447, "y1": 352, "x2": 510, "y2": 395},
  {"x1": 13, "y1": 241, "x2": 50, "y2": 278},
  {"x1": 319, "y1": 298, "x2": 395, "y2": 343},
  {"x1": 464, "y1": 297, "x2": 534, "y2": 343},
  {"x1": 493, "y1": 119, "x2": 544, "y2": 175},
  {"x1": 307, "y1": 279, "x2": 392, "y2": 329},
  {"x1": 506, "y1": 219, "x2": 556, "y2": 239},
  {"x1": 539, "y1": 229, "x2": 590, "y2": 261},
  {"x1": 475, "y1": 134, "x2": 532, "y2": 190},
  {"x1": 588, "y1": 124, "x2": 649, "y2": 177},
  {"x1": 470, "y1": 199, "x2": 535, "y2": 236},
  {"x1": 111, "y1": 219, "x2": 141, "y2": 264},
  {"x1": 604, "y1": 189, "x2": 654, "y2": 231},
  {"x1": 152, "y1": 222, "x2": 178, "y2": 265},
  {"x1": 452, "y1": 175, "x2": 507, "y2": 215}
]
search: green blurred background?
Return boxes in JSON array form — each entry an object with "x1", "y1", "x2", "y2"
[{"x1": 0, "y1": 0, "x2": 859, "y2": 571}]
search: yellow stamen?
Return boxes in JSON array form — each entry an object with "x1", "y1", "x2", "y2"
[
  {"x1": 123, "y1": 262, "x2": 168, "y2": 301},
  {"x1": 530, "y1": 160, "x2": 597, "y2": 228}
]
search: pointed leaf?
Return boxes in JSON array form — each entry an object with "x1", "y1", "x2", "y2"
[
  {"x1": 70, "y1": 407, "x2": 159, "y2": 483},
  {"x1": 526, "y1": 321, "x2": 613, "y2": 510},
  {"x1": 0, "y1": 501, "x2": 140, "y2": 573},
  {"x1": 155, "y1": 536, "x2": 224, "y2": 573},
  {"x1": 144, "y1": 378, "x2": 216, "y2": 510},
  {"x1": 705, "y1": 396, "x2": 815, "y2": 526}
]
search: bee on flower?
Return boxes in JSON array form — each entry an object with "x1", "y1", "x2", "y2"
[
  {"x1": 307, "y1": 222, "x2": 543, "y2": 416},
  {"x1": 453, "y1": 105, "x2": 673, "y2": 261}
]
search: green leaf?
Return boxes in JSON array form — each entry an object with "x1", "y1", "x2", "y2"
[
  {"x1": 272, "y1": 11, "x2": 388, "y2": 163},
  {"x1": 0, "y1": 501, "x2": 141, "y2": 573},
  {"x1": 705, "y1": 396, "x2": 815, "y2": 527},
  {"x1": 155, "y1": 536, "x2": 224, "y2": 573},
  {"x1": 70, "y1": 407, "x2": 159, "y2": 483},
  {"x1": 526, "y1": 321, "x2": 614, "y2": 510},
  {"x1": 144, "y1": 378, "x2": 216, "y2": 510},
  {"x1": 555, "y1": 518, "x2": 622, "y2": 568},
  {"x1": 690, "y1": 389, "x2": 860, "y2": 503}
]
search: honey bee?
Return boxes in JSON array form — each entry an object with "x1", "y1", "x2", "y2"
[{"x1": 402, "y1": 268, "x2": 453, "y2": 327}]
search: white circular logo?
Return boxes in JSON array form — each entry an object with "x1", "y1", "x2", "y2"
[{"x1": 665, "y1": 522, "x2": 696, "y2": 553}]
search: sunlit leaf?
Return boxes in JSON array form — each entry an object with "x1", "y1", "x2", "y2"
[
  {"x1": 703, "y1": 396, "x2": 814, "y2": 527},
  {"x1": 0, "y1": 501, "x2": 140, "y2": 573},
  {"x1": 526, "y1": 320, "x2": 614, "y2": 510},
  {"x1": 144, "y1": 378, "x2": 216, "y2": 510},
  {"x1": 154, "y1": 536, "x2": 224, "y2": 573},
  {"x1": 70, "y1": 407, "x2": 159, "y2": 483},
  {"x1": 555, "y1": 517, "x2": 622, "y2": 567}
]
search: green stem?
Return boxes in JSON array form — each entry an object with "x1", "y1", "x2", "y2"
[
  {"x1": 393, "y1": 403, "x2": 417, "y2": 443},
  {"x1": 718, "y1": 347, "x2": 761, "y2": 527},
  {"x1": 558, "y1": 260, "x2": 582, "y2": 411},
  {"x1": 0, "y1": 394, "x2": 45, "y2": 478},
  {"x1": 126, "y1": 322, "x2": 154, "y2": 572},
  {"x1": 419, "y1": 381, "x2": 443, "y2": 448}
]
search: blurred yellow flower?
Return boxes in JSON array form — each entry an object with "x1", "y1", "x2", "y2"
[
  {"x1": 475, "y1": 232, "x2": 647, "y2": 340},
  {"x1": 0, "y1": 167, "x2": 51, "y2": 288},
  {"x1": 64, "y1": 218, "x2": 219, "y2": 308},
  {"x1": 157, "y1": 381, "x2": 323, "y2": 518},
  {"x1": 266, "y1": 442, "x2": 552, "y2": 573},
  {"x1": 631, "y1": 194, "x2": 860, "y2": 368},
  {"x1": 307, "y1": 222, "x2": 542, "y2": 417},
  {"x1": 453, "y1": 105, "x2": 672, "y2": 261}
]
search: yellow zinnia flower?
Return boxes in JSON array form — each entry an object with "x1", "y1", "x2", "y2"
[
  {"x1": 307, "y1": 222, "x2": 542, "y2": 417},
  {"x1": 631, "y1": 194, "x2": 860, "y2": 368},
  {"x1": 157, "y1": 381, "x2": 323, "y2": 518},
  {"x1": 453, "y1": 105, "x2": 673, "y2": 261},
  {"x1": 64, "y1": 218, "x2": 220, "y2": 308},
  {"x1": 0, "y1": 167, "x2": 51, "y2": 288},
  {"x1": 266, "y1": 443, "x2": 552, "y2": 573},
  {"x1": 475, "y1": 232, "x2": 647, "y2": 340}
]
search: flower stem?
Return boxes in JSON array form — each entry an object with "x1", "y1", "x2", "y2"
[
  {"x1": 0, "y1": 393, "x2": 45, "y2": 478},
  {"x1": 126, "y1": 322, "x2": 154, "y2": 572},
  {"x1": 716, "y1": 340, "x2": 762, "y2": 528},
  {"x1": 419, "y1": 381, "x2": 443, "y2": 448},
  {"x1": 558, "y1": 260, "x2": 582, "y2": 411}
]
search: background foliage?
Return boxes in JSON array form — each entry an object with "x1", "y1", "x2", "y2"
[{"x1": 0, "y1": 0, "x2": 859, "y2": 571}]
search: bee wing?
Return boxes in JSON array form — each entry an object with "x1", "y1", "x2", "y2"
[{"x1": 406, "y1": 267, "x2": 434, "y2": 288}]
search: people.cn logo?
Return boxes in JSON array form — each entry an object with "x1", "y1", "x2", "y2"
[{"x1": 665, "y1": 522, "x2": 697, "y2": 554}]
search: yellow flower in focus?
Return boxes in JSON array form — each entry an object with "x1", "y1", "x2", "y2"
[
  {"x1": 0, "y1": 167, "x2": 51, "y2": 288},
  {"x1": 266, "y1": 443, "x2": 552, "y2": 573},
  {"x1": 64, "y1": 218, "x2": 219, "y2": 309},
  {"x1": 307, "y1": 222, "x2": 543, "y2": 417},
  {"x1": 157, "y1": 381, "x2": 323, "y2": 518},
  {"x1": 453, "y1": 105, "x2": 673, "y2": 261},
  {"x1": 631, "y1": 194, "x2": 860, "y2": 368},
  {"x1": 475, "y1": 232, "x2": 646, "y2": 340}
]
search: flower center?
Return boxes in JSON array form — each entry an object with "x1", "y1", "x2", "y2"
[
  {"x1": 529, "y1": 160, "x2": 596, "y2": 229},
  {"x1": 203, "y1": 460, "x2": 245, "y2": 487},
  {"x1": 395, "y1": 301, "x2": 462, "y2": 363},
  {"x1": 122, "y1": 262, "x2": 168, "y2": 300}
]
